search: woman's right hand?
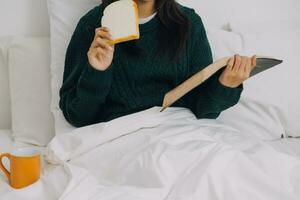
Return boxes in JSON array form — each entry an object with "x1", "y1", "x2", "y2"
[{"x1": 88, "y1": 27, "x2": 114, "y2": 71}]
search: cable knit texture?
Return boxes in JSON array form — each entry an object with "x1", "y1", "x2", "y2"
[{"x1": 59, "y1": 4, "x2": 243, "y2": 127}]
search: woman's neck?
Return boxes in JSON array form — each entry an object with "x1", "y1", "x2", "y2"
[{"x1": 137, "y1": 0, "x2": 155, "y2": 18}]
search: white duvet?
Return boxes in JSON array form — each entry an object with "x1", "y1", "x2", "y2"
[{"x1": 1, "y1": 107, "x2": 300, "y2": 200}]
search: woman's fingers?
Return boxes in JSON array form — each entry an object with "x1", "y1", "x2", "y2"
[
  {"x1": 244, "y1": 57, "x2": 252, "y2": 77},
  {"x1": 251, "y1": 55, "x2": 257, "y2": 68},
  {"x1": 239, "y1": 56, "x2": 247, "y2": 73},
  {"x1": 96, "y1": 31, "x2": 113, "y2": 41},
  {"x1": 95, "y1": 27, "x2": 113, "y2": 40},
  {"x1": 92, "y1": 27, "x2": 113, "y2": 49},
  {"x1": 233, "y1": 54, "x2": 242, "y2": 72},
  {"x1": 233, "y1": 55, "x2": 253, "y2": 75},
  {"x1": 226, "y1": 57, "x2": 235, "y2": 71},
  {"x1": 98, "y1": 27, "x2": 109, "y2": 32},
  {"x1": 95, "y1": 27, "x2": 110, "y2": 34},
  {"x1": 87, "y1": 27, "x2": 115, "y2": 71},
  {"x1": 92, "y1": 37, "x2": 114, "y2": 51},
  {"x1": 92, "y1": 37, "x2": 105, "y2": 48},
  {"x1": 92, "y1": 27, "x2": 114, "y2": 50},
  {"x1": 89, "y1": 45, "x2": 112, "y2": 59},
  {"x1": 219, "y1": 54, "x2": 258, "y2": 88}
]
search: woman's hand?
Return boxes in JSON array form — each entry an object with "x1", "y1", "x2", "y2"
[
  {"x1": 88, "y1": 27, "x2": 114, "y2": 71},
  {"x1": 219, "y1": 54, "x2": 257, "y2": 88}
]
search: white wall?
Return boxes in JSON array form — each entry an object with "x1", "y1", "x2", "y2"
[
  {"x1": 0, "y1": 38, "x2": 11, "y2": 129},
  {"x1": 0, "y1": 0, "x2": 50, "y2": 37}
]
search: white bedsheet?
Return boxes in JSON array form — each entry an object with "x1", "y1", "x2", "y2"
[
  {"x1": 1, "y1": 108, "x2": 300, "y2": 200},
  {"x1": 267, "y1": 138, "x2": 300, "y2": 157}
]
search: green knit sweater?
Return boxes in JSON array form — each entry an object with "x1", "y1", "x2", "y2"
[{"x1": 59, "y1": 4, "x2": 243, "y2": 127}]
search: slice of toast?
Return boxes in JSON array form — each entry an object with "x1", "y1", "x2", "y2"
[{"x1": 101, "y1": 0, "x2": 140, "y2": 44}]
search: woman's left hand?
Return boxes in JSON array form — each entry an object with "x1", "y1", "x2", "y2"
[{"x1": 219, "y1": 54, "x2": 257, "y2": 88}]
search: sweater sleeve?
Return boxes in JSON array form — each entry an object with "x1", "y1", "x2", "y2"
[
  {"x1": 184, "y1": 11, "x2": 243, "y2": 119},
  {"x1": 59, "y1": 17, "x2": 113, "y2": 127}
]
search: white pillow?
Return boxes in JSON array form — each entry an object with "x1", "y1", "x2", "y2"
[
  {"x1": 206, "y1": 27, "x2": 242, "y2": 60},
  {"x1": 178, "y1": 0, "x2": 300, "y2": 29},
  {"x1": 229, "y1": 20, "x2": 300, "y2": 35},
  {"x1": 8, "y1": 37, "x2": 55, "y2": 146},
  {"x1": 47, "y1": 0, "x2": 100, "y2": 134},
  {"x1": 227, "y1": 0, "x2": 300, "y2": 27},
  {"x1": 0, "y1": 37, "x2": 12, "y2": 129},
  {"x1": 219, "y1": 29, "x2": 300, "y2": 139},
  {"x1": 177, "y1": 0, "x2": 234, "y2": 29}
]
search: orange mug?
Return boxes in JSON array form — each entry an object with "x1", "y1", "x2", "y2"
[{"x1": 0, "y1": 148, "x2": 40, "y2": 189}]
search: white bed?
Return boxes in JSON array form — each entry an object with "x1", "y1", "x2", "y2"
[
  {"x1": 1, "y1": 108, "x2": 300, "y2": 199},
  {"x1": 1, "y1": 129, "x2": 299, "y2": 162},
  {"x1": 268, "y1": 138, "x2": 300, "y2": 157},
  {"x1": 0, "y1": 129, "x2": 298, "y2": 163}
]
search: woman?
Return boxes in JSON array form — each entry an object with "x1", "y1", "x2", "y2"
[{"x1": 59, "y1": 0, "x2": 256, "y2": 127}]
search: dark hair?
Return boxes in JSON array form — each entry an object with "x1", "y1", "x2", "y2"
[{"x1": 102, "y1": 0, "x2": 190, "y2": 61}]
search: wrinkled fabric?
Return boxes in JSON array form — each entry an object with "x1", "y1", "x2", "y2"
[{"x1": 1, "y1": 107, "x2": 300, "y2": 200}]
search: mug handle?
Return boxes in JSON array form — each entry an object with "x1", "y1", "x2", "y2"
[{"x1": 0, "y1": 153, "x2": 11, "y2": 180}]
